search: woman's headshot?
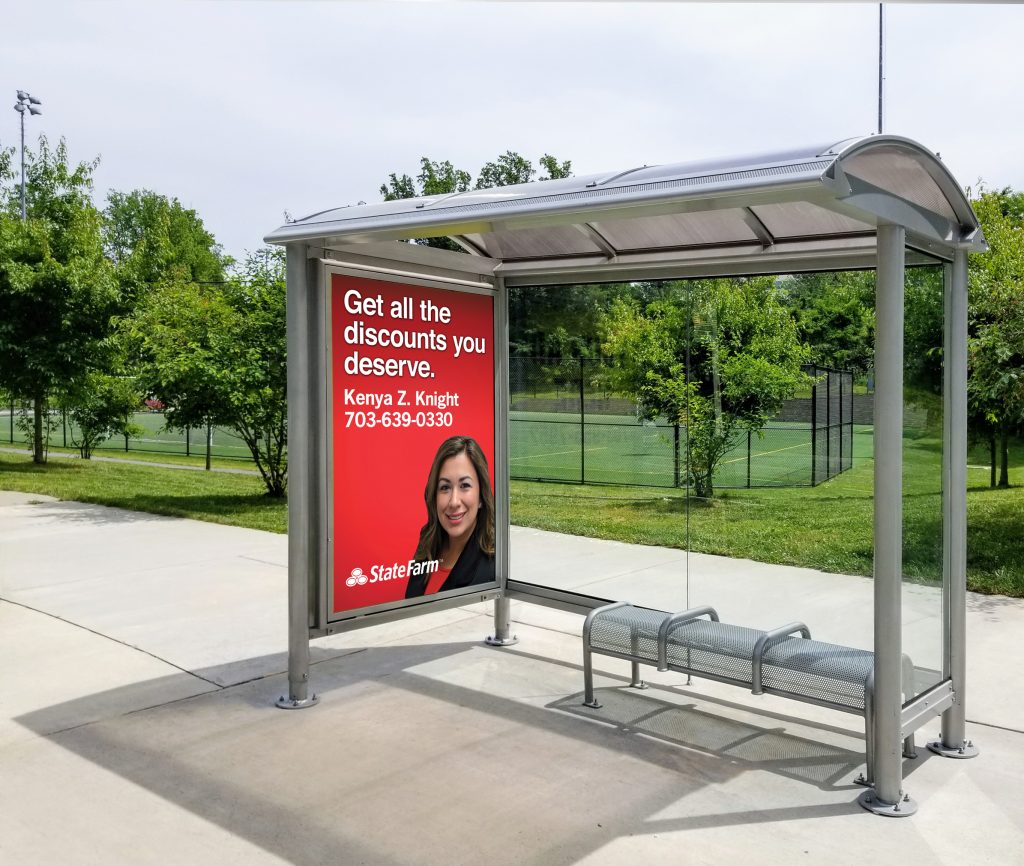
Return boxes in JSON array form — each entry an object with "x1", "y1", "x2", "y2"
[{"x1": 405, "y1": 435, "x2": 496, "y2": 598}]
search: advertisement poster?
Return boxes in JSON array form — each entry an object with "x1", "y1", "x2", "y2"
[{"x1": 329, "y1": 271, "x2": 496, "y2": 616}]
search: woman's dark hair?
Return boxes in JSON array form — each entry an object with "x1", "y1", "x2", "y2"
[{"x1": 414, "y1": 435, "x2": 495, "y2": 562}]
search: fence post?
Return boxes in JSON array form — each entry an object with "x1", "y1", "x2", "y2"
[
  {"x1": 674, "y1": 424, "x2": 681, "y2": 487},
  {"x1": 839, "y1": 372, "x2": 844, "y2": 471},
  {"x1": 747, "y1": 430, "x2": 752, "y2": 488},
  {"x1": 810, "y1": 371, "x2": 818, "y2": 486},
  {"x1": 579, "y1": 358, "x2": 585, "y2": 484},
  {"x1": 824, "y1": 369, "x2": 830, "y2": 480}
]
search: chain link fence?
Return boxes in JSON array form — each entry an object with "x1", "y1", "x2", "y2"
[
  {"x1": 509, "y1": 358, "x2": 853, "y2": 489},
  {"x1": 2, "y1": 399, "x2": 253, "y2": 461}
]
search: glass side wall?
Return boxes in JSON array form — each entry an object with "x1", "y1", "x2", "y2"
[
  {"x1": 901, "y1": 265, "x2": 946, "y2": 699},
  {"x1": 507, "y1": 282, "x2": 690, "y2": 613},
  {"x1": 508, "y1": 269, "x2": 947, "y2": 702},
  {"x1": 682, "y1": 273, "x2": 874, "y2": 650}
]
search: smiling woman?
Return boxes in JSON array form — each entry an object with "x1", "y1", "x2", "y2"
[{"x1": 405, "y1": 435, "x2": 496, "y2": 598}]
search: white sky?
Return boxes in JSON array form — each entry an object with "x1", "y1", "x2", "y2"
[{"x1": 4, "y1": 1, "x2": 1022, "y2": 261}]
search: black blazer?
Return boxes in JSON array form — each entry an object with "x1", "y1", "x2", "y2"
[{"x1": 405, "y1": 529, "x2": 496, "y2": 598}]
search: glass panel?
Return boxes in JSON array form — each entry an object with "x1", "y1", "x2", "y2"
[
  {"x1": 902, "y1": 265, "x2": 945, "y2": 700},
  {"x1": 507, "y1": 284, "x2": 689, "y2": 612},
  {"x1": 683, "y1": 273, "x2": 874, "y2": 654}
]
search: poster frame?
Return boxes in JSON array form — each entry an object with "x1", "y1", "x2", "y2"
[{"x1": 318, "y1": 258, "x2": 507, "y2": 631}]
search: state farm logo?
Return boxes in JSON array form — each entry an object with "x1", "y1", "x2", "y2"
[
  {"x1": 342, "y1": 559, "x2": 439, "y2": 589},
  {"x1": 345, "y1": 567, "x2": 368, "y2": 588}
]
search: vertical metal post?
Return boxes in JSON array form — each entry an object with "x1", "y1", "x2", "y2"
[
  {"x1": 930, "y1": 251, "x2": 978, "y2": 759},
  {"x1": 277, "y1": 243, "x2": 319, "y2": 709},
  {"x1": 674, "y1": 423, "x2": 681, "y2": 487},
  {"x1": 810, "y1": 373, "x2": 817, "y2": 486},
  {"x1": 878, "y1": 3, "x2": 885, "y2": 135},
  {"x1": 860, "y1": 224, "x2": 916, "y2": 816},
  {"x1": 826, "y1": 370, "x2": 832, "y2": 479},
  {"x1": 746, "y1": 430, "x2": 752, "y2": 488},
  {"x1": 579, "y1": 358, "x2": 586, "y2": 484},
  {"x1": 487, "y1": 275, "x2": 518, "y2": 647},
  {"x1": 839, "y1": 372, "x2": 844, "y2": 471}
]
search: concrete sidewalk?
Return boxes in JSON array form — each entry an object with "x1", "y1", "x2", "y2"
[{"x1": 1, "y1": 491, "x2": 1022, "y2": 865}]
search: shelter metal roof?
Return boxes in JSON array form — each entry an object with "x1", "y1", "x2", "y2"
[{"x1": 265, "y1": 135, "x2": 985, "y2": 285}]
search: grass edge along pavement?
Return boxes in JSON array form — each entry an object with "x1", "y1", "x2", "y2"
[
  {"x1": 1, "y1": 440, "x2": 1021, "y2": 597},
  {"x1": 0, "y1": 451, "x2": 283, "y2": 534}
]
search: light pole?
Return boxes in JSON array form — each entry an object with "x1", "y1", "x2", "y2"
[{"x1": 14, "y1": 90, "x2": 42, "y2": 221}]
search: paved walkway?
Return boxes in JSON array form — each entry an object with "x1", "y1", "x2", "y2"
[{"x1": 1, "y1": 491, "x2": 1021, "y2": 864}]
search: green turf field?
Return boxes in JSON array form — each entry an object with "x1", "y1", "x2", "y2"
[{"x1": 509, "y1": 411, "x2": 857, "y2": 489}]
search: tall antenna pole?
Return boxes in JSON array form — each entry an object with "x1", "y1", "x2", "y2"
[{"x1": 878, "y1": 3, "x2": 885, "y2": 134}]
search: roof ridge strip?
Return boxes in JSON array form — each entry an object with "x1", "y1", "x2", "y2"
[{"x1": 311, "y1": 159, "x2": 835, "y2": 228}]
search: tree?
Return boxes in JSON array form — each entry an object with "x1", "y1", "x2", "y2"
[
  {"x1": 104, "y1": 189, "x2": 227, "y2": 304},
  {"x1": 63, "y1": 372, "x2": 142, "y2": 459},
  {"x1": 781, "y1": 270, "x2": 875, "y2": 379},
  {"x1": 969, "y1": 188, "x2": 1024, "y2": 487},
  {"x1": 380, "y1": 158, "x2": 471, "y2": 202},
  {"x1": 0, "y1": 136, "x2": 120, "y2": 463},
  {"x1": 379, "y1": 150, "x2": 573, "y2": 253},
  {"x1": 128, "y1": 248, "x2": 287, "y2": 495},
  {"x1": 601, "y1": 278, "x2": 811, "y2": 498}
]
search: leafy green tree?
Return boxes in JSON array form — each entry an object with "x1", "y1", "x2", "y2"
[
  {"x1": 781, "y1": 271, "x2": 875, "y2": 378},
  {"x1": 969, "y1": 188, "x2": 1024, "y2": 487},
  {"x1": 0, "y1": 136, "x2": 120, "y2": 463},
  {"x1": 63, "y1": 372, "x2": 142, "y2": 459},
  {"x1": 379, "y1": 150, "x2": 573, "y2": 253},
  {"x1": 476, "y1": 151, "x2": 536, "y2": 188},
  {"x1": 602, "y1": 278, "x2": 811, "y2": 498},
  {"x1": 380, "y1": 158, "x2": 472, "y2": 201},
  {"x1": 129, "y1": 248, "x2": 287, "y2": 494},
  {"x1": 104, "y1": 189, "x2": 227, "y2": 304}
]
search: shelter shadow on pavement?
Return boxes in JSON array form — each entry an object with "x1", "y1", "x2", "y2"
[{"x1": 9, "y1": 633, "x2": 900, "y2": 866}]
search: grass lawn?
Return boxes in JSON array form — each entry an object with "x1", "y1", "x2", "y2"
[
  {"x1": 0, "y1": 451, "x2": 285, "y2": 533},
  {"x1": 2, "y1": 430, "x2": 1021, "y2": 597},
  {"x1": 510, "y1": 428, "x2": 1024, "y2": 597}
]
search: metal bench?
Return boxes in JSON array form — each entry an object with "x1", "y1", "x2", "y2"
[{"x1": 582, "y1": 601, "x2": 916, "y2": 781}]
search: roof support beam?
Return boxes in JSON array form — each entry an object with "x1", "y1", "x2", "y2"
[
  {"x1": 574, "y1": 222, "x2": 617, "y2": 259},
  {"x1": 742, "y1": 207, "x2": 776, "y2": 248},
  {"x1": 450, "y1": 235, "x2": 490, "y2": 257}
]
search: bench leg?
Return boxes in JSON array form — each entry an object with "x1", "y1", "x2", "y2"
[
  {"x1": 903, "y1": 733, "x2": 917, "y2": 759},
  {"x1": 628, "y1": 631, "x2": 648, "y2": 689},
  {"x1": 582, "y1": 643, "x2": 601, "y2": 709},
  {"x1": 630, "y1": 660, "x2": 648, "y2": 690},
  {"x1": 855, "y1": 690, "x2": 875, "y2": 787}
]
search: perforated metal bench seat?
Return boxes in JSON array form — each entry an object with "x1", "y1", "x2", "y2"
[
  {"x1": 581, "y1": 601, "x2": 916, "y2": 780},
  {"x1": 759, "y1": 637, "x2": 874, "y2": 712}
]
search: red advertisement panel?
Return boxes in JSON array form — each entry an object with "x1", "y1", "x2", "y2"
[{"x1": 330, "y1": 272, "x2": 496, "y2": 615}]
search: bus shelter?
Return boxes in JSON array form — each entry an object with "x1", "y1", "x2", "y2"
[{"x1": 265, "y1": 134, "x2": 984, "y2": 816}]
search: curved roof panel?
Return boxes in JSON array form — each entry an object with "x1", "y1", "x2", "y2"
[{"x1": 265, "y1": 135, "x2": 984, "y2": 278}]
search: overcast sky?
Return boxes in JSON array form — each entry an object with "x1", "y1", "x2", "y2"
[{"x1": 5, "y1": 2, "x2": 1022, "y2": 261}]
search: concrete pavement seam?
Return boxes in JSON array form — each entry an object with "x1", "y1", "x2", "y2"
[{"x1": 0, "y1": 596, "x2": 224, "y2": 689}]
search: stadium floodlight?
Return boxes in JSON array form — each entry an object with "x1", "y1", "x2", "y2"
[{"x1": 13, "y1": 90, "x2": 43, "y2": 221}]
